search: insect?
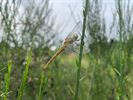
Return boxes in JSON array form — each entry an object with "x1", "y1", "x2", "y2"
[{"x1": 43, "y1": 33, "x2": 79, "y2": 69}]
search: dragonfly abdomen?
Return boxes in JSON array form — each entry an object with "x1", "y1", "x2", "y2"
[{"x1": 44, "y1": 45, "x2": 67, "y2": 69}]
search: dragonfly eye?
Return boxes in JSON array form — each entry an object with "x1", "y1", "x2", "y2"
[{"x1": 73, "y1": 34, "x2": 78, "y2": 40}]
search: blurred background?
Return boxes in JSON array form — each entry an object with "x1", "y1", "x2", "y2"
[{"x1": 0, "y1": 0, "x2": 133, "y2": 100}]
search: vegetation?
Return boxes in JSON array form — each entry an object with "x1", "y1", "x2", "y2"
[{"x1": 0, "y1": 0, "x2": 133, "y2": 100}]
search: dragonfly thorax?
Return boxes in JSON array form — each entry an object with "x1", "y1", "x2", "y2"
[
  {"x1": 63, "y1": 33, "x2": 79, "y2": 46},
  {"x1": 72, "y1": 34, "x2": 78, "y2": 41}
]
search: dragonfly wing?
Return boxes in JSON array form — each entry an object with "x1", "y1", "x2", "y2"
[
  {"x1": 63, "y1": 21, "x2": 90, "y2": 55},
  {"x1": 66, "y1": 21, "x2": 82, "y2": 39},
  {"x1": 64, "y1": 40, "x2": 89, "y2": 55}
]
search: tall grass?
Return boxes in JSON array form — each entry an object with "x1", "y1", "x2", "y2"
[
  {"x1": 116, "y1": 0, "x2": 126, "y2": 99},
  {"x1": 117, "y1": 1, "x2": 124, "y2": 99},
  {"x1": 74, "y1": 0, "x2": 88, "y2": 99},
  {"x1": 17, "y1": 49, "x2": 32, "y2": 100},
  {"x1": 4, "y1": 60, "x2": 12, "y2": 100},
  {"x1": 37, "y1": 72, "x2": 45, "y2": 100},
  {"x1": 0, "y1": 0, "x2": 133, "y2": 99}
]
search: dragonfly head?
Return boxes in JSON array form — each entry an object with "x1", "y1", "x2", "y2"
[{"x1": 73, "y1": 34, "x2": 79, "y2": 41}]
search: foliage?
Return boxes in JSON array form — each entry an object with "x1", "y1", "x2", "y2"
[{"x1": 0, "y1": 0, "x2": 133, "y2": 100}]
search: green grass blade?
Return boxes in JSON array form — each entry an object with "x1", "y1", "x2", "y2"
[
  {"x1": 74, "y1": 0, "x2": 88, "y2": 100},
  {"x1": 37, "y1": 72, "x2": 45, "y2": 100},
  {"x1": 17, "y1": 49, "x2": 32, "y2": 100},
  {"x1": 4, "y1": 60, "x2": 12, "y2": 100}
]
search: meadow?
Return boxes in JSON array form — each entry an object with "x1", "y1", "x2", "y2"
[{"x1": 0, "y1": 0, "x2": 133, "y2": 100}]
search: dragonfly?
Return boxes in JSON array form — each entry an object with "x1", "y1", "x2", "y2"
[
  {"x1": 43, "y1": 33, "x2": 79, "y2": 69},
  {"x1": 43, "y1": 22, "x2": 88, "y2": 69}
]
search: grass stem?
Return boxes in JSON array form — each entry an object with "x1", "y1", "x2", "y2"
[{"x1": 74, "y1": 0, "x2": 88, "y2": 100}]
